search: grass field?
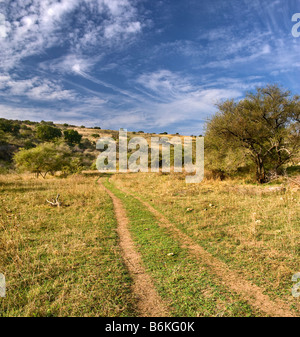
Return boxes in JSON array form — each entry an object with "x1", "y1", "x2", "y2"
[
  {"x1": 0, "y1": 174, "x2": 136, "y2": 317},
  {"x1": 0, "y1": 172, "x2": 299, "y2": 316}
]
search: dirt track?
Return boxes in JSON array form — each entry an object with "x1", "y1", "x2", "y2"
[{"x1": 100, "y1": 181, "x2": 169, "y2": 317}]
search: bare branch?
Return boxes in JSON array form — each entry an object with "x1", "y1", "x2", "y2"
[{"x1": 46, "y1": 194, "x2": 61, "y2": 207}]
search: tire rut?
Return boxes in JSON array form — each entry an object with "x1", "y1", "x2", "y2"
[{"x1": 100, "y1": 181, "x2": 169, "y2": 317}]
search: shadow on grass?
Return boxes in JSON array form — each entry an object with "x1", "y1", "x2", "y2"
[
  {"x1": 0, "y1": 186, "x2": 48, "y2": 193},
  {"x1": 82, "y1": 171, "x2": 114, "y2": 178}
]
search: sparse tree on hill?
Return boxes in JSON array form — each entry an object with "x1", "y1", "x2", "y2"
[
  {"x1": 63, "y1": 129, "x2": 82, "y2": 145},
  {"x1": 36, "y1": 124, "x2": 62, "y2": 142}
]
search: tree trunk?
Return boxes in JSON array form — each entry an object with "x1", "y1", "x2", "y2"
[{"x1": 256, "y1": 156, "x2": 266, "y2": 184}]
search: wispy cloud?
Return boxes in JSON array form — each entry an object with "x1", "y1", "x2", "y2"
[
  {"x1": 0, "y1": 74, "x2": 76, "y2": 101},
  {"x1": 0, "y1": 0, "x2": 143, "y2": 71},
  {"x1": 133, "y1": 70, "x2": 245, "y2": 131}
]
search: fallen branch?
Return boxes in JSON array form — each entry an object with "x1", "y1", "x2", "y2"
[{"x1": 46, "y1": 194, "x2": 61, "y2": 207}]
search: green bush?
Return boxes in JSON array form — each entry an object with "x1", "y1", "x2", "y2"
[
  {"x1": 0, "y1": 119, "x2": 20, "y2": 135},
  {"x1": 63, "y1": 129, "x2": 82, "y2": 145},
  {"x1": 36, "y1": 125, "x2": 62, "y2": 141},
  {"x1": 14, "y1": 143, "x2": 75, "y2": 178}
]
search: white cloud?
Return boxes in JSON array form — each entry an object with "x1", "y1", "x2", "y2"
[
  {"x1": 27, "y1": 81, "x2": 75, "y2": 101},
  {"x1": 0, "y1": 0, "x2": 143, "y2": 71},
  {"x1": 0, "y1": 13, "x2": 10, "y2": 38},
  {"x1": 41, "y1": 54, "x2": 100, "y2": 74},
  {"x1": 0, "y1": 74, "x2": 76, "y2": 101},
  {"x1": 134, "y1": 70, "x2": 244, "y2": 129},
  {"x1": 136, "y1": 70, "x2": 195, "y2": 101}
]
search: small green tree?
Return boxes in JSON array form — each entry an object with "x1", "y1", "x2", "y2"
[
  {"x1": 63, "y1": 129, "x2": 82, "y2": 145},
  {"x1": 36, "y1": 124, "x2": 62, "y2": 141},
  {"x1": 14, "y1": 143, "x2": 72, "y2": 178}
]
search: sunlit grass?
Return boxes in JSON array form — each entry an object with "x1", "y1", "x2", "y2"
[{"x1": 0, "y1": 174, "x2": 137, "y2": 317}]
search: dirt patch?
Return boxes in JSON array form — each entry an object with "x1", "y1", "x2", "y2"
[
  {"x1": 100, "y1": 181, "x2": 169, "y2": 317},
  {"x1": 118, "y1": 186, "x2": 295, "y2": 317}
]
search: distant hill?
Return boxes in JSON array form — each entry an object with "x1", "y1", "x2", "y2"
[{"x1": 0, "y1": 118, "x2": 183, "y2": 173}]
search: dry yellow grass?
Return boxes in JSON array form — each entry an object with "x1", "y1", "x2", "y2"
[
  {"x1": 1, "y1": 170, "x2": 299, "y2": 316},
  {"x1": 0, "y1": 173, "x2": 136, "y2": 317}
]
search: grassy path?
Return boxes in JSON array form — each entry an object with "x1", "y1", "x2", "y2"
[
  {"x1": 118, "y1": 186, "x2": 294, "y2": 317},
  {"x1": 100, "y1": 180, "x2": 169, "y2": 317},
  {"x1": 103, "y1": 178, "x2": 266, "y2": 317}
]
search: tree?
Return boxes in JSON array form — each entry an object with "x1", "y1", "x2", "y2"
[
  {"x1": 36, "y1": 124, "x2": 62, "y2": 141},
  {"x1": 14, "y1": 143, "x2": 74, "y2": 178},
  {"x1": 63, "y1": 129, "x2": 82, "y2": 145},
  {"x1": 205, "y1": 85, "x2": 300, "y2": 183},
  {"x1": 0, "y1": 119, "x2": 20, "y2": 135},
  {"x1": 205, "y1": 135, "x2": 252, "y2": 180}
]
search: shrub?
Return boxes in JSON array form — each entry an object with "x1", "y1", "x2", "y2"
[
  {"x1": 63, "y1": 129, "x2": 82, "y2": 145},
  {"x1": 0, "y1": 119, "x2": 20, "y2": 135},
  {"x1": 36, "y1": 125, "x2": 62, "y2": 141},
  {"x1": 24, "y1": 140, "x2": 36, "y2": 150},
  {"x1": 14, "y1": 143, "x2": 73, "y2": 178}
]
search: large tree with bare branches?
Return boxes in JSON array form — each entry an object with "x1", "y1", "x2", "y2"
[{"x1": 205, "y1": 85, "x2": 300, "y2": 183}]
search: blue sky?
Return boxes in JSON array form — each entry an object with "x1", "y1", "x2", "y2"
[{"x1": 0, "y1": 0, "x2": 300, "y2": 135}]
